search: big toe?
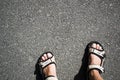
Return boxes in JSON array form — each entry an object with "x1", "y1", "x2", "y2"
[{"x1": 47, "y1": 53, "x2": 53, "y2": 58}]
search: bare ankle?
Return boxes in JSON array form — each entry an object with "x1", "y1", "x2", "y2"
[
  {"x1": 90, "y1": 70, "x2": 99, "y2": 76},
  {"x1": 89, "y1": 70, "x2": 103, "y2": 80}
]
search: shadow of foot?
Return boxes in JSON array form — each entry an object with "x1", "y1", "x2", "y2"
[
  {"x1": 74, "y1": 43, "x2": 90, "y2": 80},
  {"x1": 34, "y1": 57, "x2": 44, "y2": 80}
]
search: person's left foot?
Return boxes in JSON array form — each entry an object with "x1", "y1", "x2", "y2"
[{"x1": 40, "y1": 52, "x2": 57, "y2": 77}]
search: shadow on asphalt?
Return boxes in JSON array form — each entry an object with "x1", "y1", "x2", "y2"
[
  {"x1": 74, "y1": 43, "x2": 90, "y2": 80},
  {"x1": 34, "y1": 57, "x2": 44, "y2": 80}
]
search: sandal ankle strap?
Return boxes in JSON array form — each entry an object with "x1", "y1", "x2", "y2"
[{"x1": 88, "y1": 65, "x2": 105, "y2": 73}]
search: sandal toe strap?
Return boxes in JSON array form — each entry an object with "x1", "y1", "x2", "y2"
[
  {"x1": 89, "y1": 48, "x2": 105, "y2": 58},
  {"x1": 40, "y1": 56, "x2": 56, "y2": 68}
]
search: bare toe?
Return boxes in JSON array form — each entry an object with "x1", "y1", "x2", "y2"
[
  {"x1": 92, "y1": 43, "x2": 97, "y2": 48},
  {"x1": 42, "y1": 56, "x2": 45, "y2": 61},
  {"x1": 47, "y1": 53, "x2": 52, "y2": 58},
  {"x1": 43, "y1": 54, "x2": 47, "y2": 60}
]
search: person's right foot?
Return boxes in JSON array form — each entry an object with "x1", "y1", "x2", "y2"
[
  {"x1": 88, "y1": 42, "x2": 105, "y2": 80},
  {"x1": 89, "y1": 43, "x2": 103, "y2": 67}
]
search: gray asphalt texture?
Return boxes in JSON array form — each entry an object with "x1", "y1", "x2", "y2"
[{"x1": 0, "y1": 0, "x2": 120, "y2": 80}]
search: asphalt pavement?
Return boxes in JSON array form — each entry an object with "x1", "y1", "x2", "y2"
[{"x1": 0, "y1": 0, "x2": 120, "y2": 80}]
